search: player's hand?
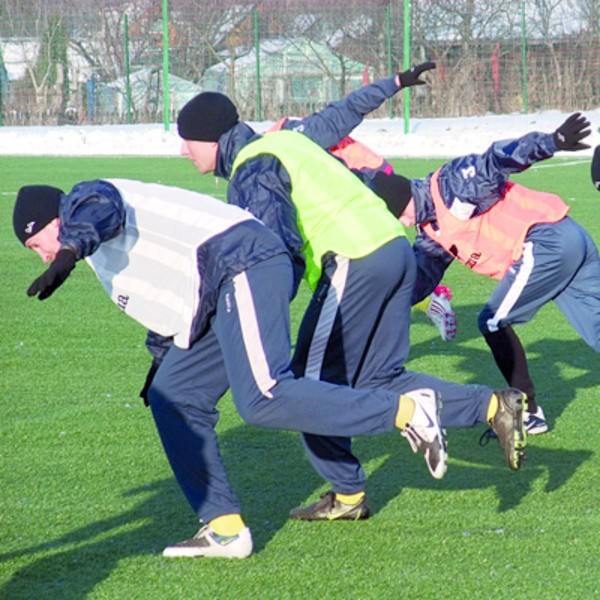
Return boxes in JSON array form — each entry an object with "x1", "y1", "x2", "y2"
[
  {"x1": 27, "y1": 248, "x2": 76, "y2": 300},
  {"x1": 592, "y1": 146, "x2": 600, "y2": 191},
  {"x1": 397, "y1": 61, "x2": 436, "y2": 88},
  {"x1": 553, "y1": 112, "x2": 591, "y2": 151}
]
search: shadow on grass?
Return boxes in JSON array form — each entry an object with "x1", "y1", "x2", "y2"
[
  {"x1": 0, "y1": 418, "x2": 592, "y2": 600},
  {"x1": 352, "y1": 429, "x2": 593, "y2": 515},
  {"x1": 0, "y1": 426, "x2": 319, "y2": 600},
  {"x1": 409, "y1": 301, "x2": 598, "y2": 434},
  {"x1": 1, "y1": 307, "x2": 595, "y2": 598}
]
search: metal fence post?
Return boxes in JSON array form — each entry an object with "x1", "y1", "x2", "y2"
[
  {"x1": 403, "y1": 0, "x2": 411, "y2": 133},
  {"x1": 521, "y1": 0, "x2": 529, "y2": 113},
  {"x1": 87, "y1": 77, "x2": 95, "y2": 121},
  {"x1": 386, "y1": 4, "x2": 393, "y2": 119},
  {"x1": 162, "y1": 0, "x2": 170, "y2": 130},
  {"x1": 0, "y1": 43, "x2": 4, "y2": 127},
  {"x1": 254, "y1": 9, "x2": 262, "y2": 121},
  {"x1": 124, "y1": 14, "x2": 132, "y2": 124}
]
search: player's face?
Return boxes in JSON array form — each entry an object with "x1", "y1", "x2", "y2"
[
  {"x1": 180, "y1": 139, "x2": 219, "y2": 174},
  {"x1": 25, "y1": 218, "x2": 61, "y2": 263}
]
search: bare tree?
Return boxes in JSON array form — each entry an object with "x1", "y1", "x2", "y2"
[
  {"x1": 411, "y1": 0, "x2": 519, "y2": 116},
  {"x1": 527, "y1": 0, "x2": 575, "y2": 108},
  {"x1": 575, "y1": 0, "x2": 600, "y2": 33},
  {"x1": 0, "y1": 1, "x2": 73, "y2": 123},
  {"x1": 156, "y1": 0, "x2": 257, "y2": 110}
]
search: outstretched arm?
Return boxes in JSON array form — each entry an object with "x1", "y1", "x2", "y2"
[
  {"x1": 455, "y1": 112, "x2": 591, "y2": 180},
  {"x1": 437, "y1": 114, "x2": 591, "y2": 214},
  {"x1": 286, "y1": 62, "x2": 436, "y2": 148}
]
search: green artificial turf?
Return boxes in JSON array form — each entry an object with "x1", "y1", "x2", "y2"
[{"x1": 0, "y1": 154, "x2": 598, "y2": 599}]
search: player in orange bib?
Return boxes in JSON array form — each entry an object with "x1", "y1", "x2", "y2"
[{"x1": 373, "y1": 113, "x2": 600, "y2": 436}]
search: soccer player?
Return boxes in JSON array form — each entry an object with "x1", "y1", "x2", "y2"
[
  {"x1": 373, "y1": 113, "x2": 600, "y2": 437},
  {"x1": 264, "y1": 62, "x2": 456, "y2": 342},
  {"x1": 14, "y1": 180, "x2": 452, "y2": 557},
  {"x1": 175, "y1": 89, "x2": 527, "y2": 523}
]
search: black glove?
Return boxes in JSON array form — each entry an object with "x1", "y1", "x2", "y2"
[
  {"x1": 27, "y1": 247, "x2": 77, "y2": 300},
  {"x1": 140, "y1": 360, "x2": 160, "y2": 406},
  {"x1": 592, "y1": 145, "x2": 600, "y2": 191},
  {"x1": 397, "y1": 61, "x2": 436, "y2": 88},
  {"x1": 553, "y1": 112, "x2": 591, "y2": 151}
]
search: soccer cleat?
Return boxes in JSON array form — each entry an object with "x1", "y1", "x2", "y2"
[
  {"x1": 480, "y1": 400, "x2": 545, "y2": 442},
  {"x1": 162, "y1": 524, "x2": 253, "y2": 558},
  {"x1": 425, "y1": 285, "x2": 457, "y2": 341},
  {"x1": 400, "y1": 388, "x2": 448, "y2": 479},
  {"x1": 289, "y1": 491, "x2": 370, "y2": 521},
  {"x1": 488, "y1": 388, "x2": 527, "y2": 471},
  {"x1": 523, "y1": 406, "x2": 548, "y2": 435}
]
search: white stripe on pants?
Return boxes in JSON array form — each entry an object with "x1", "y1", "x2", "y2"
[
  {"x1": 305, "y1": 255, "x2": 350, "y2": 380},
  {"x1": 232, "y1": 270, "x2": 276, "y2": 398}
]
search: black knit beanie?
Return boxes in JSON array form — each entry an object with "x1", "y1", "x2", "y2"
[
  {"x1": 177, "y1": 92, "x2": 239, "y2": 142},
  {"x1": 372, "y1": 172, "x2": 413, "y2": 218},
  {"x1": 13, "y1": 185, "x2": 63, "y2": 245}
]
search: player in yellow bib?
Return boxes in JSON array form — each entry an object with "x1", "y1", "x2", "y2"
[{"x1": 173, "y1": 83, "x2": 527, "y2": 528}]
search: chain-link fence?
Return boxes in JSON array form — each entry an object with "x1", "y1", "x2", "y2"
[{"x1": 1, "y1": 0, "x2": 599, "y2": 127}]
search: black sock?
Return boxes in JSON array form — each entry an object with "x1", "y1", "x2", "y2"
[{"x1": 483, "y1": 326, "x2": 536, "y2": 411}]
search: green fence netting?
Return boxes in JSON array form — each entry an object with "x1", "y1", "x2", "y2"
[{"x1": 0, "y1": 0, "x2": 598, "y2": 127}]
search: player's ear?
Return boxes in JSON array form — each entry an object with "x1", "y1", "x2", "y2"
[{"x1": 50, "y1": 217, "x2": 61, "y2": 235}]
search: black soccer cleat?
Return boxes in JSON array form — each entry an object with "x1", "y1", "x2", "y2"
[
  {"x1": 489, "y1": 388, "x2": 527, "y2": 471},
  {"x1": 289, "y1": 491, "x2": 370, "y2": 521}
]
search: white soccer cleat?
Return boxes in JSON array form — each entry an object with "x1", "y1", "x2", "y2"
[
  {"x1": 163, "y1": 524, "x2": 253, "y2": 559},
  {"x1": 400, "y1": 388, "x2": 448, "y2": 479},
  {"x1": 426, "y1": 285, "x2": 457, "y2": 341},
  {"x1": 524, "y1": 405, "x2": 548, "y2": 435}
]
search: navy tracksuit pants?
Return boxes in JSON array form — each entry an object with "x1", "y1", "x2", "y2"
[
  {"x1": 292, "y1": 236, "x2": 493, "y2": 495},
  {"x1": 148, "y1": 253, "x2": 405, "y2": 522},
  {"x1": 479, "y1": 217, "x2": 600, "y2": 349},
  {"x1": 477, "y1": 216, "x2": 600, "y2": 403}
]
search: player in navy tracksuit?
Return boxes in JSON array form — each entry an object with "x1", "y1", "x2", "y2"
[
  {"x1": 375, "y1": 116, "x2": 600, "y2": 437},
  {"x1": 265, "y1": 63, "x2": 456, "y2": 342},
  {"x1": 176, "y1": 72, "x2": 528, "y2": 522},
  {"x1": 14, "y1": 179, "x2": 449, "y2": 558},
  {"x1": 273, "y1": 71, "x2": 598, "y2": 437}
]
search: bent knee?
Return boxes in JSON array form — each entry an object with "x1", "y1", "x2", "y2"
[
  {"x1": 235, "y1": 396, "x2": 271, "y2": 427},
  {"x1": 477, "y1": 307, "x2": 494, "y2": 335},
  {"x1": 234, "y1": 383, "x2": 283, "y2": 427}
]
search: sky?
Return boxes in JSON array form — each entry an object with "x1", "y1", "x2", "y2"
[{"x1": 0, "y1": 108, "x2": 599, "y2": 159}]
